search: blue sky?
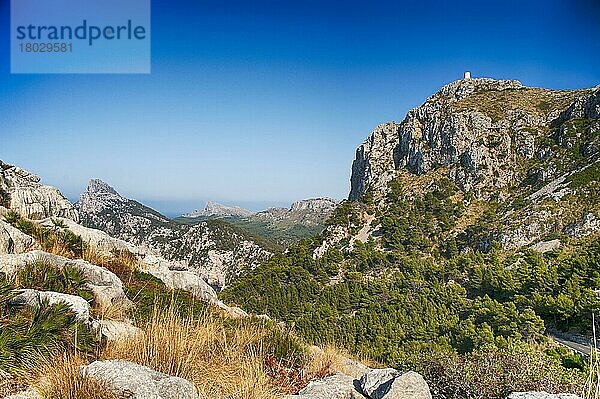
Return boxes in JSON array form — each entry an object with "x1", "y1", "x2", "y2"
[{"x1": 0, "y1": 0, "x2": 599, "y2": 216}]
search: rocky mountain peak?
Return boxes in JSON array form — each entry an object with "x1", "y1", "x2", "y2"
[
  {"x1": 436, "y1": 77, "x2": 523, "y2": 102},
  {"x1": 85, "y1": 179, "x2": 120, "y2": 196},
  {"x1": 349, "y1": 77, "x2": 597, "y2": 200}
]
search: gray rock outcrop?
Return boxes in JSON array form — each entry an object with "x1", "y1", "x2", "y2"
[
  {"x1": 91, "y1": 320, "x2": 143, "y2": 342},
  {"x1": 359, "y1": 369, "x2": 431, "y2": 399},
  {"x1": 287, "y1": 373, "x2": 366, "y2": 399},
  {"x1": 0, "y1": 250, "x2": 128, "y2": 307},
  {"x1": 81, "y1": 360, "x2": 200, "y2": 399},
  {"x1": 0, "y1": 160, "x2": 78, "y2": 221},
  {"x1": 141, "y1": 253, "x2": 218, "y2": 304},
  {"x1": 0, "y1": 219, "x2": 38, "y2": 254},
  {"x1": 287, "y1": 369, "x2": 431, "y2": 399},
  {"x1": 349, "y1": 78, "x2": 596, "y2": 201}
]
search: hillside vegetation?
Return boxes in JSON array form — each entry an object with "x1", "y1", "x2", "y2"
[{"x1": 222, "y1": 79, "x2": 600, "y2": 398}]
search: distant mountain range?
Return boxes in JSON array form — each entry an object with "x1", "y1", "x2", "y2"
[
  {"x1": 177, "y1": 197, "x2": 338, "y2": 245},
  {"x1": 182, "y1": 201, "x2": 253, "y2": 219}
]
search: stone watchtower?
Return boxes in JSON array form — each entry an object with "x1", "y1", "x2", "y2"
[{"x1": 464, "y1": 71, "x2": 471, "y2": 80}]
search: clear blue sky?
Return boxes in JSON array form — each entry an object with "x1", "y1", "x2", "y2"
[{"x1": 0, "y1": 0, "x2": 599, "y2": 215}]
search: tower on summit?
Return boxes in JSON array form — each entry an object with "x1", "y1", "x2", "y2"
[{"x1": 464, "y1": 71, "x2": 471, "y2": 80}]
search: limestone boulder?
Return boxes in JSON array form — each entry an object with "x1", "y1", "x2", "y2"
[
  {"x1": 286, "y1": 373, "x2": 366, "y2": 399},
  {"x1": 0, "y1": 250, "x2": 129, "y2": 307},
  {"x1": 91, "y1": 319, "x2": 143, "y2": 342},
  {"x1": 359, "y1": 369, "x2": 431, "y2": 399},
  {"x1": 0, "y1": 220, "x2": 38, "y2": 254},
  {"x1": 81, "y1": 360, "x2": 200, "y2": 399}
]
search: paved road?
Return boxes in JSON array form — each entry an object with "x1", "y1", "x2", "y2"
[{"x1": 551, "y1": 336, "x2": 593, "y2": 356}]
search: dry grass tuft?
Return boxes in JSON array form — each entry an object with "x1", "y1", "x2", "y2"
[
  {"x1": 82, "y1": 246, "x2": 110, "y2": 267},
  {"x1": 91, "y1": 298, "x2": 131, "y2": 321},
  {"x1": 102, "y1": 304, "x2": 295, "y2": 399},
  {"x1": 83, "y1": 246, "x2": 138, "y2": 274},
  {"x1": 25, "y1": 355, "x2": 118, "y2": 399}
]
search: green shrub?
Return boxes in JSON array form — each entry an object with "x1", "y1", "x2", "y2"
[
  {"x1": 398, "y1": 341, "x2": 583, "y2": 399},
  {"x1": 18, "y1": 261, "x2": 94, "y2": 303},
  {"x1": 0, "y1": 276, "x2": 96, "y2": 375}
]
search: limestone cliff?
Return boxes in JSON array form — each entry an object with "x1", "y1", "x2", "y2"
[
  {"x1": 0, "y1": 160, "x2": 79, "y2": 221},
  {"x1": 347, "y1": 77, "x2": 600, "y2": 250}
]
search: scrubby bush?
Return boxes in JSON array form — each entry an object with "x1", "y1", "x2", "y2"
[
  {"x1": 17, "y1": 261, "x2": 94, "y2": 303},
  {"x1": 0, "y1": 281, "x2": 96, "y2": 375}
]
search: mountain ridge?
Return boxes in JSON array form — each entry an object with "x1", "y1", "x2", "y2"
[
  {"x1": 182, "y1": 201, "x2": 254, "y2": 219},
  {"x1": 221, "y1": 76, "x2": 598, "y2": 397},
  {"x1": 75, "y1": 179, "x2": 273, "y2": 290}
]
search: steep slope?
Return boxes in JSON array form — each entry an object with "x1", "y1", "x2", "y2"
[
  {"x1": 75, "y1": 180, "x2": 273, "y2": 289},
  {"x1": 1, "y1": 162, "x2": 395, "y2": 399},
  {"x1": 222, "y1": 77, "x2": 598, "y2": 397},
  {"x1": 349, "y1": 77, "x2": 600, "y2": 249}
]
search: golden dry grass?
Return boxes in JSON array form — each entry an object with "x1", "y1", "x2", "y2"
[
  {"x1": 83, "y1": 246, "x2": 138, "y2": 274},
  {"x1": 23, "y1": 355, "x2": 118, "y2": 399},
  {"x1": 583, "y1": 349, "x2": 600, "y2": 399},
  {"x1": 101, "y1": 305, "x2": 296, "y2": 399},
  {"x1": 91, "y1": 298, "x2": 131, "y2": 321}
]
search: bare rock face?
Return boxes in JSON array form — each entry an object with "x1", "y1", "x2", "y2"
[
  {"x1": 0, "y1": 160, "x2": 78, "y2": 221},
  {"x1": 287, "y1": 373, "x2": 366, "y2": 399},
  {"x1": 359, "y1": 369, "x2": 431, "y2": 399},
  {"x1": 349, "y1": 79, "x2": 596, "y2": 200},
  {"x1": 81, "y1": 360, "x2": 200, "y2": 399},
  {"x1": 347, "y1": 78, "x2": 600, "y2": 251},
  {"x1": 287, "y1": 369, "x2": 431, "y2": 399},
  {"x1": 140, "y1": 253, "x2": 219, "y2": 304},
  {"x1": 0, "y1": 219, "x2": 38, "y2": 254}
]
